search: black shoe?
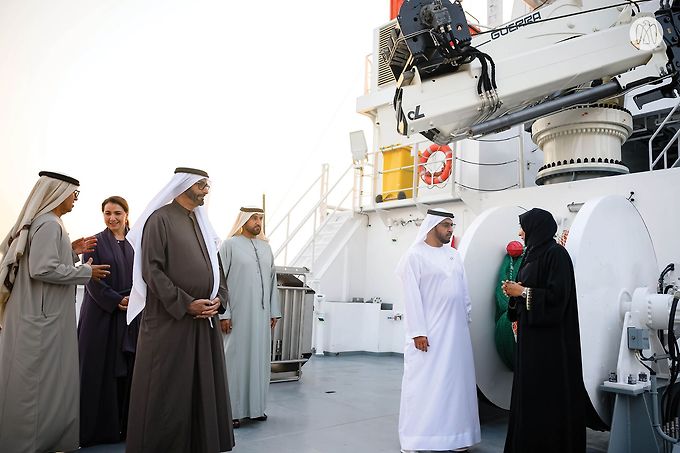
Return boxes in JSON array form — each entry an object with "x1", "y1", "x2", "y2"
[
  {"x1": 232, "y1": 419, "x2": 241, "y2": 429},
  {"x1": 252, "y1": 413, "x2": 268, "y2": 421}
]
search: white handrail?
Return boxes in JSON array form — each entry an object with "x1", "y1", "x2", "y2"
[
  {"x1": 269, "y1": 170, "x2": 326, "y2": 238},
  {"x1": 273, "y1": 163, "x2": 354, "y2": 261},
  {"x1": 649, "y1": 95, "x2": 680, "y2": 171},
  {"x1": 291, "y1": 186, "x2": 354, "y2": 267}
]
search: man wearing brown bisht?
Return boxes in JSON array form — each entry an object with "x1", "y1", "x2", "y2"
[
  {"x1": 0, "y1": 171, "x2": 110, "y2": 453},
  {"x1": 125, "y1": 167, "x2": 234, "y2": 453}
]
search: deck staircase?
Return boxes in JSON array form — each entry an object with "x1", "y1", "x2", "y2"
[
  {"x1": 648, "y1": 96, "x2": 680, "y2": 171},
  {"x1": 291, "y1": 210, "x2": 361, "y2": 280},
  {"x1": 269, "y1": 163, "x2": 360, "y2": 291}
]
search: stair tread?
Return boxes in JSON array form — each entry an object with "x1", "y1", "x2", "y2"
[{"x1": 287, "y1": 215, "x2": 359, "y2": 272}]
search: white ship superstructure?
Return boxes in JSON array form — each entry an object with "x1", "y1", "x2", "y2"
[{"x1": 267, "y1": 1, "x2": 680, "y2": 451}]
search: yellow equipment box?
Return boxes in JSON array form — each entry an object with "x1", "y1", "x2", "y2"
[{"x1": 379, "y1": 146, "x2": 413, "y2": 202}]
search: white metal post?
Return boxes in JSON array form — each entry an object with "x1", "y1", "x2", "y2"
[
  {"x1": 412, "y1": 143, "x2": 420, "y2": 201},
  {"x1": 312, "y1": 210, "x2": 317, "y2": 268},
  {"x1": 518, "y1": 127, "x2": 526, "y2": 188},
  {"x1": 319, "y1": 164, "x2": 329, "y2": 228}
]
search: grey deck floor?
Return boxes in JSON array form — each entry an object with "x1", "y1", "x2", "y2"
[{"x1": 75, "y1": 354, "x2": 609, "y2": 452}]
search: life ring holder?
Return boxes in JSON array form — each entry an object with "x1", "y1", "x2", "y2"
[{"x1": 418, "y1": 144, "x2": 453, "y2": 185}]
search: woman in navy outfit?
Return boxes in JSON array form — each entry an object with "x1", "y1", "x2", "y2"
[{"x1": 78, "y1": 196, "x2": 138, "y2": 447}]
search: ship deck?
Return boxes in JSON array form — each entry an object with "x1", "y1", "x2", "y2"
[{"x1": 75, "y1": 354, "x2": 609, "y2": 453}]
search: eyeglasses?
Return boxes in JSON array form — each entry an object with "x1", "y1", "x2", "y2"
[
  {"x1": 73, "y1": 190, "x2": 80, "y2": 200},
  {"x1": 196, "y1": 180, "x2": 211, "y2": 191}
]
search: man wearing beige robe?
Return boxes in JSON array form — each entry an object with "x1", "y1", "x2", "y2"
[
  {"x1": 0, "y1": 171, "x2": 109, "y2": 453},
  {"x1": 219, "y1": 207, "x2": 281, "y2": 428}
]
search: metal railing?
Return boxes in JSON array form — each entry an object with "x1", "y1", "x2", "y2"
[
  {"x1": 270, "y1": 266, "x2": 314, "y2": 382},
  {"x1": 269, "y1": 166, "x2": 328, "y2": 242},
  {"x1": 364, "y1": 53, "x2": 373, "y2": 96},
  {"x1": 353, "y1": 134, "x2": 524, "y2": 211},
  {"x1": 649, "y1": 95, "x2": 680, "y2": 171},
  {"x1": 269, "y1": 133, "x2": 525, "y2": 267},
  {"x1": 356, "y1": 139, "x2": 457, "y2": 210},
  {"x1": 290, "y1": 186, "x2": 354, "y2": 268},
  {"x1": 269, "y1": 163, "x2": 355, "y2": 267}
]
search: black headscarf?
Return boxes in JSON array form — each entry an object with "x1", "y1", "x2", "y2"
[{"x1": 519, "y1": 208, "x2": 557, "y2": 264}]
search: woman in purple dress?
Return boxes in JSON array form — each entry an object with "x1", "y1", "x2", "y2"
[{"x1": 77, "y1": 196, "x2": 138, "y2": 447}]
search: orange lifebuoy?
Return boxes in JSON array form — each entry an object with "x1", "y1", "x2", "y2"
[{"x1": 418, "y1": 144, "x2": 453, "y2": 184}]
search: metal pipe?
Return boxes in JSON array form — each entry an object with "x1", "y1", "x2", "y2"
[
  {"x1": 284, "y1": 290, "x2": 291, "y2": 360},
  {"x1": 290, "y1": 291, "x2": 297, "y2": 360},
  {"x1": 290, "y1": 291, "x2": 298, "y2": 360},
  {"x1": 312, "y1": 211, "x2": 317, "y2": 267},
  {"x1": 372, "y1": 133, "x2": 380, "y2": 208},
  {"x1": 289, "y1": 291, "x2": 295, "y2": 359},
  {"x1": 296, "y1": 290, "x2": 304, "y2": 360},
  {"x1": 653, "y1": 126, "x2": 680, "y2": 170},
  {"x1": 651, "y1": 375, "x2": 680, "y2": 444},
  {"x1": 411, "y1": 143, "x2": 419, "y2": 203},
  {"x1": 353, "y1": 165, "x2": 361, "y2": 212},
  {"x1": 518, "y1": 128, "x2": 526, "y2": 188},
  {"x1": 470, "y1": 82, "x2": 621, "y2": 137},
  {"x1": 288, "y1": 290, "x2": 294, "y2": 355},
  {"x1": 273, "y1": 291, "x2": 285, "y2": 362},
  {"x1": 319, "y1": 164, "x2": 329, "y2": 226},
  {"x1": 673, "y1": 155, "x2": 680, "y2": 168}
]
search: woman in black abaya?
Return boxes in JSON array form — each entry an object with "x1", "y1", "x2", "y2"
[{"x1": 502, "y1": 208, "x2": 604, "y2": 453}]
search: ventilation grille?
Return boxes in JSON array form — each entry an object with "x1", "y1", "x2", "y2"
[{"x1": 377, "y1": 20, "x2": 398, "y2": 88}]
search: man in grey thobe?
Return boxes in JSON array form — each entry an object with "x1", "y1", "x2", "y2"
[
  {"x1": 0, "y1": 171, "x2": 109, "y2": 453},
  {"x1": 220, "y1": 207, "x2": 281, "y2": 427},
  {"x1": 125, "y1": 167, "x2": 234, "y2": 453}
]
